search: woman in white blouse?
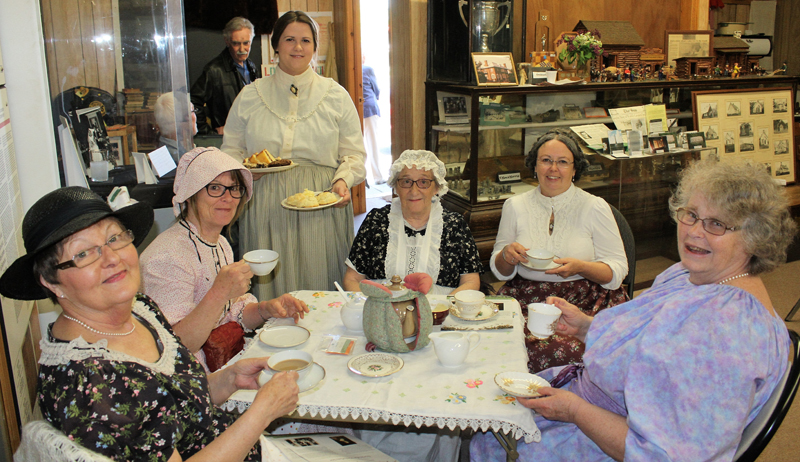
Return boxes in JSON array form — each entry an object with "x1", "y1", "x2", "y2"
[
  {"x1": 221, "y1": 11, "x2": 366, "y2": 299},
  {"x1": 493, "y1": 129, "x2": 629, "y2": 373}
]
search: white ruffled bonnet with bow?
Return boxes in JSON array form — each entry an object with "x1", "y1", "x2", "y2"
[
  {"x1": 387, "y1": 150, "x2": 449, "y2": 196},
  {"x1": 172, "y1": 147, "x2": 254, "y2": 217}
]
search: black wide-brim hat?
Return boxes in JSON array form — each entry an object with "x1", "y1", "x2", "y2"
[{"x1": 0, "y1": 186, "x2": 154, "y2": 300}]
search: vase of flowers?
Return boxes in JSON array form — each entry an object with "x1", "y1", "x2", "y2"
[{"x1": 556, "y1": 30, "x2": 603, "y2": 80}]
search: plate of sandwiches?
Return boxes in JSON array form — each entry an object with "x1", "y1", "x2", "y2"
[
  {"x1": 242, "y1": 149, "x2": 297, "y2": 173},
  {"x1": 281, "y1": 189, "x2": 343, "y2": 211}
]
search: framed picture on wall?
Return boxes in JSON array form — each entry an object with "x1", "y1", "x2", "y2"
[
  {"x1": 692, "y1": 86, "x2": 796, "y2": 183},
  {"x1": 471, "y1": 52, "x2": 518, "y2": 86},
  {"x1": 664, "y1": 30, "x2": 714, "y2": 69}
]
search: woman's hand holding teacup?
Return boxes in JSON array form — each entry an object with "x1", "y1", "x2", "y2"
[
  {"x1": 257, "y1": 293, "x2": 310, "y2": 323},
  {"x1": 502, "y1": 243, "x2": 530, "y2": 266},
  {"x1": 212, "y1": 261, "x2": 254, "y2": 301},
  {"x1": 546, "y1": 296, "x2": 592, "y2": 342},
  {"x1": 252, "y1": 369, "x2": 301, "y2": 425},
  {"x1": 331, "y1": 179, "x2": 351, "y2": 207}
]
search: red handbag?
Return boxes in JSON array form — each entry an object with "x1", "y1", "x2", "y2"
[{"x1": 201, "y1": 321, "x2": 246, "y2": 372}]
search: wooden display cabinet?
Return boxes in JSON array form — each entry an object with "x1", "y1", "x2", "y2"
[{"x1": 425, "y1": 76, "x2": 799, "y2": 264}]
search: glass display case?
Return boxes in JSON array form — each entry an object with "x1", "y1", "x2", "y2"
[{"x1": 425, "y1": 76, "x2": 798, "y2": 262}]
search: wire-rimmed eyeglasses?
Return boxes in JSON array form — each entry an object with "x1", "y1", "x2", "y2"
[
  {"x1": 676, "y1": 208, "x2": 737, "y2": 236},
  {"x1": 54, "y1": 229, "x2": 135, "y2": 270}
]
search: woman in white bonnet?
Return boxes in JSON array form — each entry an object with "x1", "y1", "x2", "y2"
[{"x1": 343, "y1": 149, "x2": 482, "y2": 295}]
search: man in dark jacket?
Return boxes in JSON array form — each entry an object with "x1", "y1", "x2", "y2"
[{"x1": 191, "y1": 17, "x2": 261, "y2": 135}]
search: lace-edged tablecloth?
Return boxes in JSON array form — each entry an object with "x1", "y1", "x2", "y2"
[{"x1": 221, "y1": 291, "x2": 541, "y2": 444}]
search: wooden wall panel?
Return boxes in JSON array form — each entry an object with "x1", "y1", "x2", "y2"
[
  {"x1": 277, "y1": 0, "x2": 291, "y2": 12},
  {"x1": 40, "y1": 0, "x2": 61, "y2": 99},
  {"x1": 774, "y1": 0, "x2": 800, "y2": 78},
  {"x1": 95, "y1": 0, "x2": 117, "y2": 95},
  {"x1": 51, "y1": 0, "x2": 86, "y2": 93},
  {"x1": 78, "y1": 0, "x2": 100, "y2": 88}
]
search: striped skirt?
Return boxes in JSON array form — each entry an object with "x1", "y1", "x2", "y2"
[{"x1": 239, "y1": 161, "x2": 354, "y2": 300}]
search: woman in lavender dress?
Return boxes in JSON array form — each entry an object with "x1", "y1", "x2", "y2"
[{"x1": 471, "y1": 160, "x2": 796, "y2": 461}]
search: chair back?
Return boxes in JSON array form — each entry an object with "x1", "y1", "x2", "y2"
[
  {"x1": 608, "y1": 204, "x2": 636, "y2": 299},
  {"x1": 733, "y1": 329, "x2": 800, "y2": 462},
  {"x1": 14, "y1": 420, "x2": 113, "y2": 462}
]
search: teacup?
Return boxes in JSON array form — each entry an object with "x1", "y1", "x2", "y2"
[
  {"x1": 452, "y1": 290, "x2": 485, "y2": 318},
  {"x1": 243, "y1": 249, "x2": 279, "y2": 276},
  {"x1": 267, "y1": 349, "x2": 313, "y2": 381},
  {"x1": 525, "y1": 249, "x2": 554, "y2": 269},
  {"x1": 527, "y1": 303, "x2": 562, "y2": 338},
  {"x1": 431, "y1": 302, "x2": 451, "y2": 325}
]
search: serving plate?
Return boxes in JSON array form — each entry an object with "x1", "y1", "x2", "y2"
[
  {"x1": 348, "y1": 353, "x2": 404, "y2": 377},
  {"x1": 280, "y1": 192, "x2": 343, "y2": 211},
  {"x1": 494, "y1": 371, "x2": 549, "y2": 398},
  {"x1": 449, "y1": 302, "x2": 500, "y2": 322},
  {"x1": 248, "y1": 162, "x2": 297, "y2": 173},
  {"x1": 520, "y1": 260, "x2": 561, "y2": 271},
  {"x1": 259, "y1": 325, "x2": 310, "y2": 348}
]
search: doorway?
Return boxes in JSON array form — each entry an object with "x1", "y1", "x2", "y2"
[{"x1": 360, "y1": 0, "x2": 392, "y2": 199}]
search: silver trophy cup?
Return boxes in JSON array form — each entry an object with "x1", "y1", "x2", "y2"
[{"x1": 458, "y1": 0, "x2": 512, "y2": 53}]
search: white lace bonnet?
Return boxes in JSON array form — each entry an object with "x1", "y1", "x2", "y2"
[{"x1": 387, "y1": 150, "x2": 449, "y2": 196}]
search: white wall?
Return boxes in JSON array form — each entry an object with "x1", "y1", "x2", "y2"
[{"x1": 0, "y1": 0, "x2": 60, "y2": 208}]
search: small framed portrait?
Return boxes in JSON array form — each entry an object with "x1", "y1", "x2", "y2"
[
  {"x1": 472, "y1": 52, "x2": 518, "y2": 86},
  {"x1": 726, "y1": 101, "x2": 741, "y2": 117},
  {"x1": 700, "y1": 102, "x2": 717, "y2": 119},
  {"x1": 436, "y1": 91, "x2": 471, "y2": 124},
  {"x1": 773, "y1": 118, "x2": 789, "y2": 134},
  {"x1": 749, "y1": 99, "x2": 765, "y2": 115},
  {"x1": 773, "y1": 98, "x2": 788, "y2": 113}
]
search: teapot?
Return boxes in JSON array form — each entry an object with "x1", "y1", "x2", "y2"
[
  {"x1": 360, "y1": 273, "x2": 433, "y2": 353},
  {"x1": 428, "y1": 332, "x2": 481, "y2": 367}
]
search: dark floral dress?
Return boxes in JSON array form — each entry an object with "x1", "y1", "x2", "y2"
[
  {"x1": 348, "y1": 204, "x2": 483, "y2": 289},
  {"x1": 37, "y1": 294, "x2": 260, "y2": 461}
]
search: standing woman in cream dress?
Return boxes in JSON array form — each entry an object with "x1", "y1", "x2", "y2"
[{"x1": 222, "y1": 11, "x2": 366, "y2": 299}]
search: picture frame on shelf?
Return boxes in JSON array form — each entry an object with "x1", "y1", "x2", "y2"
[
  {"x1": 480, "y1": 103, "x2": 510, "y2": 126},
  {"x1": 692, "y1": 87, "x2": 795, "y2": 183},
  {"x1": 471, "y1": 52, "x2": 518, "y2": 86},
  {"x1": 648, "y1": 135, "x2": 669, "y2": 153},
  {"x1": 664, "y1": 30, "x2": 714, "y2": 69},
  {"x1": 563, "y1": 104, "x2": 583, "y2": 120},
  {"x1": 436, "y1": 92, "x2": 471, "y2": 125}
]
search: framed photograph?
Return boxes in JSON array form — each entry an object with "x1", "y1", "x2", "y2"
[
  {"x1": 648, "y1": 135, "x2": 669, "y2": 153},
  {"x1": 480, "y1": 103, "x2": 510, "y2": 126},
  {"x1": 665, "y1": 30, "x2": 714, "y2": 69},
  {"x1": 472, "y1": 52, "x2": 518, "y2": 86},
  {"x1": 686, "y1": 131, "x2": 707, "y2": 149},
  {"x1": 436, "y1": 91, "x2": 471, "y2": 124},
  {"x1": 692, "y1": 87, "x2": 795, "y2": 183}
]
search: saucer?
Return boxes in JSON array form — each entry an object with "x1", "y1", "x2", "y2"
[
  {"x1": 348, "y1": 353, "x2": 404, "y2": 377},
  {"x1": 449, "y1": 302, "x2": 500, "y2": 321},
  {"x1": 520, "y1": 260, "x2": 561, "y2": 271},
  {"x1": 494, "y1": 371, "x2": 549, "y2": 398},
  {"x1": 259, "y1": 325, "x2": 310, "y2": 348},
  {"x1": 259, "y1": 362, "x2": 326, "y2": 393}
]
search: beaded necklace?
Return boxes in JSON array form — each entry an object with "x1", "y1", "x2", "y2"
[
  {"x1": 718, "y1": 272, "x2": 750, "y2": 285},
  {"x1": 63, "y1": 314, "x2": 136, "y2": 336}
]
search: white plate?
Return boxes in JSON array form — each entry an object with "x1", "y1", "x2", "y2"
[
  {"x1": 247, "y1": 162, "x2": 298, "y2": 173},
  {"x1": 280, "y1": 192, "x2": 343, "y2": 211},
  {"x1": 449, "y1": 302, "x2": 500, "y2": 321},
  {"x1": 348, "y1": 353, "x2": 404, "y2": 377},
  {"x1": 520, "y1": 260, "x2": 561, "y2": 271},
  {"x1": 494, "y1": 371, "x2": 549, "y2": 398},
  {"x1": 260, "y1": 362, "x2": 326, "y2": 393},
  {"x1": 259, "y1": 325, "x2": 310, "y2": 348}
]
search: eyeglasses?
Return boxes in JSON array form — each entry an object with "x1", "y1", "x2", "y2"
[
  {"x1": 675, "y1": 208, "x2": 737, "y2": 236},
  {"x1": 191, "y1": 107, "x2": 200, "y2": 114},
  {"x1": 205, "y1": 183, "x2": 246, "y2": 198},
  {"x1": 54, "y1": 229, "x2": 135, "y2": 270},
  {"x1": 538, "y1": 157, "x2": 574, "y2": 169},
  {"x1": 396, "y1": 178, "x2": 434, "y2": 189}
]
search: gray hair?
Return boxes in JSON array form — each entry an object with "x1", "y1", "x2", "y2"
[
  {"x1": 223, "y1": 17, "x2": 255, "y2": 41},
  {"x1": 669, "y1": 159, "x2": 797, "y2": 275},
  {"x1": 154, "y1": 92, "x2": 190, "y2": 139},
  {"x1": 525, "y1": 128, "x2": 590, "y2": 181}
]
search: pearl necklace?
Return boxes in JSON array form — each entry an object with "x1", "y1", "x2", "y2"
[
  {"x1": 718, "y1": 272, "x2": 750, "y2": 285},
  {"x1": 63, "y1": 314, "x2": 136, "y2": 336}
]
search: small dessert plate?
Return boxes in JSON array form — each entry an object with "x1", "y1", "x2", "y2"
[
  {"x1": 248, "y1": 162, "x2": 297, "y2": 173},
  {"x1": 348, "y1": 353, "x2": 404, "y2": 377},
  {"x1": 259, "y1": 362, "x2": 326, "y2": 393},
  {"x1": 494, "y1": 371, "x2": 549, "y2": 398},
  {"x1": 449, "y1": 302, "x2": 500, "y2": 321},
  {"x1": 520, "y1": 260, "x2": 561, "y2": 271},
  {"x1": 259, "y1": 325, "x2": 310, "y2": 348}
]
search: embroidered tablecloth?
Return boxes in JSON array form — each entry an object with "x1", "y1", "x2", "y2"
[{"x1": 222, "y1": 291, "x2": 541, "y2": 443}]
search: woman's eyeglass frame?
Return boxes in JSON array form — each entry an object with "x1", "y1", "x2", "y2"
[
  {"x1": 396, "y1": 178, "x2": 434, "y2": 190},
  {"x1": 537, "y1": 157, "x2": 574, "y2": 169},
  {"x1": 675, "y1": 208, "x2": 737, "y2": 236},
  {"x1": 205, "y1": 183, "x2": 246, "y2": 198},
  {"x1": 54, "y1": 229, "x2": 136, "y2": 270}
]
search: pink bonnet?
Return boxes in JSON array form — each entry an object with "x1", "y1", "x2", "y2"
[{"x1": 171, "y1": 147, "x2": 254, "y2": 217}]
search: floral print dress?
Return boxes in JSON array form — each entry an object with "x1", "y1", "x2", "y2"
[{"x1": 37, "y1": 294, "x2": 260, "y2": 461}]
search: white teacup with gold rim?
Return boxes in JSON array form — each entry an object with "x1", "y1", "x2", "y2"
[
  {"x1": 527, "y1": 303, "x2": 562, "y2": 338},
  {"x1": 452, "y1": 290, "x2": 485, "y2": 318},
  {"x1": 525, "y1": 249, "x2": 554, "y2": 269}
]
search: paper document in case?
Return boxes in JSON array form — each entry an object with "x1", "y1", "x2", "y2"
[
  {"x1": 265, "y1": 433, "x2": 398, "y2": 462},
  {"x1": 147, "y1": 145, "x2": 177, "y2": 177}
]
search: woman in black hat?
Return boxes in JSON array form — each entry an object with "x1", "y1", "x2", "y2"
[{"x1": 0, "y1": 186, "x2": 299, "y2": 460}]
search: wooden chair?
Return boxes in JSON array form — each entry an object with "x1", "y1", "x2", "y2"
[{"x1": 608, "y1": 204, "x2": 636, "y2": 299}]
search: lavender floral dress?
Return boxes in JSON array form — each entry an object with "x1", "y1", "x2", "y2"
[
  {"x1": 37, "y1": 294, "x2": 260, "y2": 461},
  {"x1": 471, "y1": 263, "x2": 790, "y2": 461}
]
